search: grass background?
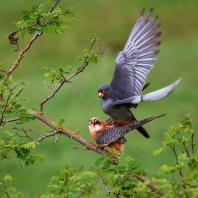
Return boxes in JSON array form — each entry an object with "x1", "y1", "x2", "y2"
[{"x1": 0, "y1": 0, "x2": 198, "y2": 197}]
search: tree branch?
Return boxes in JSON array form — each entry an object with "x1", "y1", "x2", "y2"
[
  {"x1": 171, "y1": 145, "x2": 184, "y2": 178},
  {"x1": 40, "y1": 80, "x2": 66, "y2": 112},
  {"x1": 132, "y1": 173, "x2": 166, "y2": 195},
  {"x1": 40, "y1": 41, "x2": 112, "y2": 112},
  {"x1": 49, "y1": 0, "x2": 61, "y2": 13},
  {"x1": 191, "y1": 133, "x2": 195, "y2": 154},
  {"x1": 1, "y1": 118, "x2": 20, "y2": 126},
  {"x1": 4, "y1": 0, "x2": 61, "y2": 82},
  {"x1": 28, "y1": 110, "x2": 109, "y2": 155},
  {"x1": 98, "y1": 175, "x2": 111, "y2": 198},
  {"x1": 67, "y1": 40, "x2": 113, "y2": 81},
  {"x1": 28, "y1": 109, "x2": 166, "y2": 194},
  {"x1": 4, "y1": 32, "x2": 42, "y2": 82}
]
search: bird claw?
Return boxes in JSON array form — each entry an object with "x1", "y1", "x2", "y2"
[{"x1": 96, "y1": 145, "x2": 107, "y2": 150}]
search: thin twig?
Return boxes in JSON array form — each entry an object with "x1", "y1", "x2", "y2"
[
  {"x1": 29, "y1": 109, "x2": 110, "y2": 155},
  {"x1": 13, "y1": 124, "x2": 38, "y2": 141},
  {"x1": 98, "y1": 175, "x2": 111, "y2": 198},
  {"x1": 49, "y1": 0, "x2": 61, "y2": 13},
  {"x1": 35, "y1": 130, "x2": 60, "y2": 143},
  {"x1": 0, "y1": 87, "x2": 13, "y2": 125},
  {"x1": 73, "y1": 146, "x2": 90, "y2": 150},
  {"x1": 4, "y1": 0, "x2": 61, "y2": 82},
  {"x1": 1, "y1": 118, "x2": 20, "y2": 126},
  {"x1": 53, "y1": 131, "x2": 58, "y2": 144},
  {"x1": 171, "y1": 145, "x2": 183, "y2": 178},
  {"x1": 183, "y1": 142, "x2": 190, "y2": 158},
  {"x1": 67, "y1": 41, "x2": 113, "y2": 81},
  {"x1": 19, "y1": 158, "x2": 22, "y2": 170},
  {"x1": 40, "y1": 81, "x2": 66, "y2": 112},
  {"x1": 191, "y1": 133, "x2": 195, "y2": 154},
  {"x1": 70, "y1": 81, "x2": 92, "y2": 108},
  {"x1": 4, "y1": 32, "x2": 42, "y2": 82},
  {"x1": 40, "y1": 41, "x2": 112, "y2": 112},
  {"x1": 1, "y1": 179, "x2": 10, "y2": 198}
]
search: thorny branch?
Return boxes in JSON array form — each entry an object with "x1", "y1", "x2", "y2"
[
  {"x1": 133, "y1": 173, "x2": 166, "y2": 196},
  {"x1": 0, "y1": 178, "x2": 10, "y2": 198},
  {"x1": 40, "y1": 40, "x2": 113, "y2": 112},
  {"x1": 4, "y1": 0, "x2": 61, "y2": 82},
  {"x1": 40, "y1": 80, "x2": 66, "y2": 112},
  {"x1": 171, "y1": 145, "x2": 184, "y2": 178},
  {"x1": 67, "y1": 40, "x2": 113, "y2": 81},
  {"x1": 27, "y1": 110, "x2": 167, "y2": 194},
  {"x1": 0, "y1": 86, "x2": 13, "y2": 125},
  {"x1": 13, "y1": 124, "x2": 39, "y2": 141},
  {"x1": 1, "y1": 118, "x2": 20, "y2": 126},
  {"x1": 29, "y1": 110, "x2": 109, "y2": 156},
  {"x1": 191, "y1": 133, "x2": 195, "y2": 154},
  {"x1": 98, "y1": 176, "x2": 111, "y2": 198}
]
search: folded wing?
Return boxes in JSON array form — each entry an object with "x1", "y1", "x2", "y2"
[{"x1": 96, "y1": 114, "x2": 166, "y2": 145}]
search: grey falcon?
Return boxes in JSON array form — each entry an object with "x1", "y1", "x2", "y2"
[{"x1": 97, "y1": 8, "x2": 181, "y2": 138}]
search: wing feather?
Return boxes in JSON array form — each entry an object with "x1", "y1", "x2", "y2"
[
  {"x1": 96, "y1": 114, "x2": 166, "y2": 145},
  {"x1": 142, "y1": 78, "x2": 182, "y2": 101},
  {"x1": 111, "y1": 8, "x2": 161, "y2": 99}
]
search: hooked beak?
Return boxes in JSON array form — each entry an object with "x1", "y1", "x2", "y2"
[
  {"x1": 88, "y1": 119, "x2": 94, "y2": 126},
  {"x1": 98, "y1": 91, "x2": 105, "y2": 98}
]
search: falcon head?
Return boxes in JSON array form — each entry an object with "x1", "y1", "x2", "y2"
[
  {"x1": 88, "y1": 117, "x2": 101, "y2": 126},
  {"x1": 98, "y1": 84, "x2": 113, "y2": 98},
  {"x1": 88, "y1": 117, "x2": 103, "y2": 140}
]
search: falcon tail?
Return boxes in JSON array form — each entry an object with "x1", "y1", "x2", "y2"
[
  {"x1": 128, "y1": 113, "x2": 166, "y2": 136},
  {"x1": 141, "y1": 78, "x2": 182, "y2": 102},
  {"x1": 136, "y1": 126, "x2": 150, "y2": 138}
]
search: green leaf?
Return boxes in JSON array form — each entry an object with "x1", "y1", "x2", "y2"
[
  {"x1": 25, "y1": 161, "x2": 30, "y2": 167},
  {"x1": 15, "y1": 104, "x2": 22, "y2": 109},
  {"x1": 104, "y1": 159, "x2": 111, "y2": 169},
  {"x1": 124, "y1": 181, "x2": 131, "y2": 188},
  {"x1": 31, "y1": 154, "x2": 44, "y2": 163},
  {"x1": 153, "y1": 147, "x2": 165, "y2": 156},
  {"x1": 0, "y1": 61, "x2": 4, "y2": 68},
  {"x1": 19, "y1": 116, "x2": 26, "y2": 122},
  {"x1": 4, "y1": 175, "x2": 12, "y2": 182},
  {"x1": 115, "y1": 165, "x2": 126, "y2": 171},
  {"x1": 16, "y1": 151, "x2": 23, "y2": 159},
  {"x1": 128, "y1": 159, "x2": 141, "y2": 170},
  {"x1": 19, "y1": 109, "x2": 27, "y2": 114},
  {"x1": 95, "y1": 157, "x2": 104, "y2": 166},
  {"x1": 21, "y1": 148, "x2": 30, "y2": 156},
  {"x1": 59, "y1": 119, "x2": 65, "y2": 125},
  {"x1": 37, "y1": 4, "x2": 44, "y2": 12}
]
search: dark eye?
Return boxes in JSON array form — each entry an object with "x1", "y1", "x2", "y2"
[{"x1": 94, "y1": 119, "x2": 100, "y2": 125}]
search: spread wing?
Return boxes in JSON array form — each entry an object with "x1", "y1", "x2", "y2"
[
  {"x1": 96, "y1": 114, "x2": 165, "y2": 145},
  {"x1": 110, "y1": 8, "x2": 161, "y2": 100}
]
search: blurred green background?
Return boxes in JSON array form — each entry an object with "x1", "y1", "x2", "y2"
[{"x1": 0, "y1": 0, "x2": 198, "y2": 197}]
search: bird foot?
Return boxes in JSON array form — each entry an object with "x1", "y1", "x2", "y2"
[{"x1": 96, "y1": 145, "x2": 107, "y2": 150}]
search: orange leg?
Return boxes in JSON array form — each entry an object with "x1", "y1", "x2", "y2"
[{"x1": 96, "y1": 145, "x2": 107, "y2": 149}]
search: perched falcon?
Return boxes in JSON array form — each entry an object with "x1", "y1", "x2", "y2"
[
  {"x1": 88, "y1": 114, "x2": 165, "y2": 152},
  {"x1": 88, "y1": 117, "x2": 127, "y2": 152},
  {"x1": 98, "y1": 8, "x2": 181, "y2": 133}
]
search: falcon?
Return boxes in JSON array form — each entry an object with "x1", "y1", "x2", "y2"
[
  {"x1": 98, "y1": 8, "x2": 181, "y2": 133},
  {"x1": 88, "y1": 114, "x2": 165, "y2": 152}
]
